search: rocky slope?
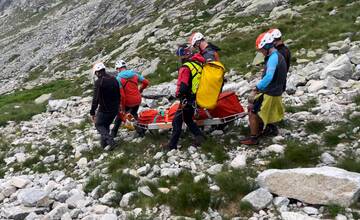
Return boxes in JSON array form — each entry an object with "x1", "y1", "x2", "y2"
[{"x1": 1, "y1": 0, "x2": 360, "y2": 219}]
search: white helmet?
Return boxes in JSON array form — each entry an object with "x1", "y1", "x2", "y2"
[
  {"x1": 190, "y1": 32, "x2": 204, "y2": 47},
  {"x1": 256, "y1": 32, "x2": 274, "y2": 50},
  {"x1": 268, "y1": 28, "x2": 282, "y2": 39},
  {"x1": 93, "y1": 62, "x2": 106, "y2": 74},
  {"x1": 115, "y1": 60, "x2": 127, "y2": 69}
]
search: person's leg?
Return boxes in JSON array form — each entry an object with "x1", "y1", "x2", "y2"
[
  {"x1": 129, "y1": 105, "x2": 139, "y2": 120},
  {"x1": 167, "y1": 109, "x2": 184, "y2": 149},
  {"x1": 95, "y1": 112, "x2": 110, "y2": 148},
  {"x1": 110, "y1": 114, "x2": 122, "y2": 137},
  {"x1": 182, "y1": 105, "x2": 204, "y2": 146}
]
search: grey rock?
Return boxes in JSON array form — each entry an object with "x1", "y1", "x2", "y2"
[
  {"x1": 320, "y1": 54, "x2": 353, "y2": 80},
  {"x1": 137, "y1": 164, "x2": 151, "y2": 176},
  {"x1": 257, "y1": 166, "x2": 360, "y2": 206},
  {"x1": 303, "y1": 206, "x2": 319, "y2": 215},
  {"x1": 120, "y1": 192, "x2": 135, "y2": 208},
  {"x1": 100, "y1": 214, "x2": 117, "y2": 220},
  {"x1": 230, "y1": 153, "x2": 247, "y2": 169},
  {"x1": 241, "y1": 188, "x2": 273, "y2": 211},
  {"x1": 206, "y1": 164, "x2": 223, "y2": 175},
  {"x1": 11, "y1": 176, "x2": 31, "y2": 188},
  {"x1": 321, "y1": 152, "x2": 336, "y2": 165},
  {"x1": 48, "y1": 100, "x2": 68, "y2": 112},
  {"x1": 99, "y1": 190, "x2": 119, "y2": 206},
  {"x1": 66, "y1": 192, "x2": 91, "y2": 209},
  {"x1": 2, "y1": 206, "x2": 47, "y2": 220},
  {"x1": 281, "y1": 212, "x2": 318, "y2": 220},
  {"x1": 138, "y1": 186, "x2": 154, "y2": 197},
  {"x1": 273, "y1": 196, "x2": 290, "y2": 208},
  {"x1": 17, "y1": 188, "x2": 48, "y2": 207},
  {"x1": 43, "y1": 155, "x2": 56, "y2": 164},
  {"x1": 160, "y1": 168, "x2": 181, "y2": 177},
  {"x1": 44, "y1": 204, "x2": 69, "y2": 220}
]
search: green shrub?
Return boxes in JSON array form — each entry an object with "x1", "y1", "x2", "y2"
[
  {"x1": 201, "y1": 138, "x2": 229, "y2": 163},
  {"x1": 286, "y1": 98, "x2": 318, "y2": 113},
  {"x1": 113, "y1": 173, "x2": 138, "y2": 195},
  {"x1": 304, "y1": 120, "x2": 327, "y2": 134},
  {"x1": 268, "y1": 140, "x2": 321, "y2": 169},
  {"x1": 326, "y1": 204, "x2": 345, "y2": 218},
  {"x1": 84, "y1": 175, "x2": 104, "y2": 193},
  {"x1": 337, "y1": 156, "x2": 360, "y2": 173},
  {"x1": 214, "y1": 169, "x2": 256, "y2": 201}
]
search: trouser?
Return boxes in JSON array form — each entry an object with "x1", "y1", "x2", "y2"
[
  {"x1": 95, "y1": 111, "x2": 118, "y2": 147},
  {"x1": 168, "y1": 103, "x2": 202, "y2": 149},
  {"x1": 111, "y1": 105, "x2": 140, "y2": 137}
]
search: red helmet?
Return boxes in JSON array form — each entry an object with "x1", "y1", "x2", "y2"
[{"x1": 255, "y1": 32, "x2": 274, "y2": 50}]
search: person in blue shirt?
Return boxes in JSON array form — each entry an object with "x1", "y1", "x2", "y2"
[{"x1": 240, "y1": 32, "x2": 287, "y2": 145}]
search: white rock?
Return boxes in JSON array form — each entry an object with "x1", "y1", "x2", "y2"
[
  {"x1": 34, "y1": 93, "x2": 52, "y2": 104},
  {"x1": 335, "y1": 214, "x2": 347, "y2": 220},
  {"x1": 14, "y1": 152, "x2": 27, "y2": 163},
  {"x1": 11, "y1": 176, "x2": 31, "y2": 188},
  {"x1": 281, "y1": 212, "x2": 319, "y2": 220},
  {"x1": 273, "y1": 196, "x2": 290, "y2": 208},
  {"x1": 158, "y1": 188, "x2": 170, "y2": 194},
  {"x1": 210, "y1": 185, "x2": 220, "y2": 191},
  {"x1": 66, "y1": 192, "x2": 91, "y2": 209},
  {"x1": 303, "y1": 206, "x2": 319, "y2": 215},
  {"x1": 321, "y1": 152, "x2": 336, "y2": 165},
  {"x1": 77, "y1": 157, "x2": 88, "y2": 169},
  {"x1": 206, "y1": 164, "x2": 223, "y2": 175},
  {"x1": 100, "y1": 214, "x2": 118, "y2": 220},
  {"x1": 43, "y1": 155, "x2": 56, "y2": 164},
  {"x1": 45, "y1": 204, "x2": 69, "y2": 220},
  {"x1": 307, "y1": 80, "x2": 325, "y2": 93},
  {"x1": 194, "y1": 173, "x2": 206, "y2": 183},
  {"x1": 48, "y1": 99, "x2": 68, "y2": 112},
  {"x1": 138, "y1": 186, "x2": 154, "y2": 197},
  {"x1": 137, "y1": 164, "x2": 151, "y2": 176},
  {"x1": 257, "y1": 166, "x2": 360, "y2": 206},
  {"x1": 99, "y1": 190, "x2": 119, "y2": 206},
  {"x1": 119, "y1": 192, "x2": 135, "y2": 208},
  {"x1": 160, "y1": 168, "x2": 181, "y2": 177},
  {"x1": 241, "y1": 188, "x2": 273, "y2": 211},
  {"x1": 230, "y1": 153, "x2": 247, "y2": 169},
  {"x1": 93, "y1": 204, "x2": 109, "y2": 214},
  {"x1": 17, "y1": 188, "x2": 48, "y2": 207},
  {"x1": 320, "y1": 54, "x2": 353, "y2": 80},
  {"x1": 266, "y1": 144, "x2": 285, "y2": 154},
  {"x1": 153, "y1": 152, "x2": 164, "y2": 160}
]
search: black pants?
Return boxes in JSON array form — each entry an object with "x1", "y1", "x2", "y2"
[
  {"x1": 95, "y1": 111, "x2": 118, "y2": 147},
  {"x1": 168, "y1": 104, "x2": 202, "y2": 149},
  {"x1": 111, "y1": 106, "x2": 139, "y2": 137}
]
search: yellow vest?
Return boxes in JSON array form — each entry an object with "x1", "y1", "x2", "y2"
[{"x1": 183, "y1": 62, "x2": 203, "y2": 94}]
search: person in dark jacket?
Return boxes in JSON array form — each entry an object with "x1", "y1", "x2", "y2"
[
  {"x1": 240, "y1": 33, "x2": 287, "y2": 145},
  {"x1": 90, "y1": 62, "x2": 120, "y2": 150},
  {"x1": 189, "y1": 32, "x2": 220, "y2": 62},
  {"x1": 166, "y1": 44, "x2": 205, "y2": 150}
]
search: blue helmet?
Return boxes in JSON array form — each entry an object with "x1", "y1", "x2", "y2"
[{"x1": 176, "y1": 44, "x2": 192, "y2": 57}]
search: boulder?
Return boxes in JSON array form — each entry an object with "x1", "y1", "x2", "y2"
[
  {"x1": 160, "y1": 168, "x2": 181, "y2": 177},
  {"x1": 257, "y1": 166, "x2": 360, "y2": 206},
  {"x1": 11, "y1": 176, "x2": 31, "y2": 188},
  {"x1": 307, "y1": 80, "x2": 325, "y2": 93},
  {"x1": 138, "y1": 186, "x2": 154, "y2": 197},
  {"x1": 34, "y1": 93, "x2": 52, "y2": 104},
  {"x1": 99, "y1": 190, "x2": 119, "y2": 206},
  {"x1": 2, "y1": 206, "x2": 47, "y2": 220},
  {"x1": 241, "y1": 0, "x2": 286, "y2": 15},
  {"x1": 241, "y1": 188, "x2": 273, "y2": 211},
  {"x1": 320, "y1": 54, "x2": 353, "y2": 80},
  {"x1": 48, "y1": 99, "x2": 68, "y2": 112},
  {"x1": 44, "y1": 204, "x2": 69, "y2": 220},
  {"x1": 17, "y1": 188, "x2": 48, "y2": 207},
  {"x1": 273, "y1": 196, "x2": 290, "y2": 208},
  {"x1": 206, "y1": 164, "x2": 223, "y2": 175},
  {"x1": 347, "y1": 45, "x2": 360, "y2": 64},
  {"x1": 120, "y1": 192, "x2": 135, "y2": 208}
]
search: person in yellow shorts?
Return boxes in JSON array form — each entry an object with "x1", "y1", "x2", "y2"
[{"x1": 240, "y1": 32, "x2": 288, "y2": 145}]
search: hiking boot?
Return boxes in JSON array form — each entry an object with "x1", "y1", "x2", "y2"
[
  {"x1": 262, "y1": 124, "x2": 279, "y2": 137},
  {"x1": 194, "y1": 135, "x2": 205, "y2": 147},
  {"x1": 105, "y1": 139, "x2": 117, "y2": 151},
  {"x1": 100, "y1": 138, "x2": 107, "y2": 148},
  {"x1": 240, "y1": 136, "x2": 259, "y2": 145}
]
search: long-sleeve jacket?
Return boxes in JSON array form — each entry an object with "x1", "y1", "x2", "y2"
[
  {"x1": 90, "y1": 73, "x2": 120, "y2": 115},
  {"x1": 176, "y1": 53, "x2": 205, "y2": 100}
]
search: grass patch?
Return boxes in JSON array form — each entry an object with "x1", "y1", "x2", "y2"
[
  {"x1": 113, "y1": 173, "x2": 138, "y2": 195},
  {"x1": 214, "y1": 169, "x2": 256, "y2": 202},
  {"x1": 304, "y1": 120, "x2": 327, "y2": 134},
  {"x1": 201, "y1": 137, "x2": 229, "y2": 163},
  {"x1": 286, "y1": 98, "x2": 318, "y2": 113},
  {"x1": 239, "y1": 201, "x2": 253, "y2": 217},
  {"x1": 268, "y1": 140, "x2": 321, "y2": 169},
  {"x1": 0, "y1": 76, "x2": 87, "y2": 126},
  {"x1": 24, "y1": 65, "x2": 46, "y2": 82},
  {"x1": 326, "y1": 204, "x2": 346, "y2": 218},
  {"x1": 337, "y1": 156, "x2": 360, "y2": 173},
  {"x1": 84, "y1": 175, "x2": 104, "y2": 193}
]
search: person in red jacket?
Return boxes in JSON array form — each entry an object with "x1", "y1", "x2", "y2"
[
  {"x1": 166, "y1": 44, "x2": 206, "y2": 150},
  {"x1": 110, "y1": 60, "x2": 149, "y2": 138}
]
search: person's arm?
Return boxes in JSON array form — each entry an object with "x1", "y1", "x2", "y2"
[
  {"x1": 90, "y1": 80, "x2": 100, "y2": 121},
  {"x1": 256, "y1": 53, "x2": 278, "y2": 91},
  {"x1": 176, "y1": 67, "x2": 190, "y2": 98}
]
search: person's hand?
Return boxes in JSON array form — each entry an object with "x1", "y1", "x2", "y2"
[
  {"x1": 139, "y1": 88, "x2": 144, "y2": 93},
  {"x1": 90, "y1": 115, "x2": 96, "y2": 123},
  {"x1": 248, "y1": 88, "x2": 258, "y2": 104}
]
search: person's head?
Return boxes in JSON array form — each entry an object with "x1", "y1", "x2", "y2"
[
  {"x1": 115, "y1": 60, "x2": 127, "y2": 72},
  {"x1": 176, "y1": 44, "x2": 193, "y2": 63},
  {"x1": 255, "y1": 32, "x2": 275, "y2": 56},
  {"x1": 268, "y1": 28, "x2": 282, "y2": 42},
  {"x1": 93, "y1": 62, "x2": 106, "y2": 78},
  {"x1": 189, "y1": 32, "x2": 206, "y2": 50}
]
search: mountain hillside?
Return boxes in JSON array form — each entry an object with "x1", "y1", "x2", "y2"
[{"x1": 0, "y1": 0, "x2": 360, "y2": 219}]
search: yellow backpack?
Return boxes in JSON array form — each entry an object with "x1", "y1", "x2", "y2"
[
  {"x1": 183, "y1": 62, "x2": 203, "y2": 94},
  {"x1": 196, "y1": 61, "x2": 225, "y2": 109}
]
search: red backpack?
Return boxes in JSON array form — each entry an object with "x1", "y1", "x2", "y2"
[{"x1": 120, "y1": 75, "x2": 142, "y2": 108}]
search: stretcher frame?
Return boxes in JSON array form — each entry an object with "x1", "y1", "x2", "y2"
[{"x1": 136, "y1": 112, "x2": 248, "y2": 130}]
